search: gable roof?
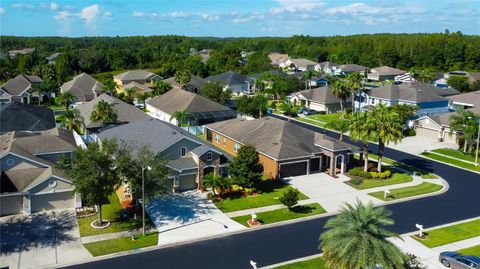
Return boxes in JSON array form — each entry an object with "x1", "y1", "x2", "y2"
[
  {"x1": 146, "y1": 88, "x2": 235, "y2": 117},
  {"x1": 419, "y1": 107, "x2": 480, "y2": 128},
  {"x1": 0, "y1": 102, "x2": 56, "y2": 133},
  {"x1": 1, "y1": 75, "x2": 42, "y2": 96},
  {"x1": 113, "y1": 70, "x2": 161, "y2": 81},
  {"x1": 448, "y1": 91, "x2": 480, "y2": 108},
  {"x1": 60, "y1": 73, "x2": 104, "y2": 101},
  {"x1": 122, "y1": 81, "x2": 153, "y2": 93},
  {"x1": 370, "y1": 66, "x2": 406, "y2": 76},
  {"x1": 205, "y1": 71, "x2": 252, "y2": 86},
  {"x1": 290, "y1": 86, "x2": 348, "y2": 105},
  {"x1": 290, "y1": 59, "x2": 318, "y2": 69},
  {"x1": 75, "y1": 94, "x2": 148, "y2": 129},
  {"x1": 268, "y1": 53, "x2": 289, "y2": 65},
  {"x1": 163, "y1": 75, "x2": 207, "y2": 90},
  {"x1": 370, "y1": 82, "x2": 447, "y2": 103},
  {"x1": 318, "y1": 61, "x2": 338, "y2": 69},
  {"x1": 339, "y1": 64, "x2": 368, "y2": 73},
  {"x1": 206, "y1": 117, "x2": 357, "y2": 160}
]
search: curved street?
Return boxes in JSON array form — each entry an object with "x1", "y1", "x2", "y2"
[{"x1": 65, "y1": 116, "x2": 480, "y2": 269}]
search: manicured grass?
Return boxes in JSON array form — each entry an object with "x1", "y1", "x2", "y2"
[
  {"x1": 364, "y1": 153, "x2": 437, "y2": 179},
  {"x1": 275, "y1": 257, "x2": 328, "y2": 269},
  {"x1": 422, "y1": 152, "x2": 480, "y2": 172},
  {"x1": 197, "y1": 133, "x2": 206, "y2": 140},
  {"x1": 459, "y1": 245, "x2": 480, "y2": 256},
  {"x1": 296, "y1": 117, "x2": 325, "y2": 127},
  {"x1": 84, "y1": 232, "x2": 158, "y2": 257},
  {"x1": 232, "y1": 203, "x2": 326, "y2": 226},
  {"x1": 369, "y1": 182, "x2": 443, "y2": 201},
  {"x1": 350, "y1": 171, "x2": 413, "y2": 190},
  {"x1": 77, "y1": 193, "x2": 150, "y2": 237},
  {"x1": 413, "y1": 219, "x2": 480, "y2": 248},
  {"x1": 214, "y1": 180, "x2": 308, "y2": 213},
  {"x1": 432, "y1": 148, "x2": 477, "y2": 163},
  {"x1": 306, "y1": 113, "x2": 342, "y2": 124}
]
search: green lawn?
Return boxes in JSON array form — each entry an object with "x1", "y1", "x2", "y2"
[
  {"x1": 77, "y1": 193, "x2": 150, "y2": 237},
  {"x1": 275, "y1": 257, "x2": 328, "y2": 269},
  {"x1": 214, "y1": 180, "x2": 308, "y2": 213},
  {"x1": 369, "y1": 182, "x2": 443, "y2": 201},
  {"x1": 432, "y1": 148, "x2": 477, "y2": 163},
  {"x1": 197, "y1": 133, "x2": 206, "y2": 140},
  {"x1": 296, "y1": 117, "x2": 325, "y2": 127},
  {"x1": 350, "y1": 171, "x2": 413, "y2": 190},
  {"x1": 364, "y1": 153, "x2": 437, "y2": 179},
  {"x1": 459, "y1": 245, "x2": 480, "y2": 256},
  {"x1": 413, "y1": 219, "x2": 480, "y2": 248},
  {"x1": 422, "y1": 152, "x2": 480, "y2": 172},
  {"x1": 306, "y1": 113, "x2": 342, "y2": 124},
  {"x1": 232, "y1": 203, "x2": 326, "y2": 226},
  {"x1": 84, "y1": 232, "x2": 158, "y2": 257}
]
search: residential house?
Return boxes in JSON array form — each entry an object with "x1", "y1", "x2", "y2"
[
  {"x1": 362, "y1": 82, "x2": 451, "y2": 116},
  {"x1": 306, "y1": 76, "x2": 329, "y2": 88},
  {"x1": 368, "y1": 66, "x2": 406, "y2": 81},
  {"x1": 252, "y1": 70, "x2": 287, "y2": 91},
  {"x1": 76, "y1": 94, "x2": 148, "y2": 133},
  {"x1": 163, "y1": 75, "x2": 207, "y2": 94},
  {"x1": 205, "y1": 71, "x2": 255, "y2": 95},
  {"x1": 435, "y1": 77, "x2": 449, "y2": 89},
  {"x1": 288, "y1": 86, "x2": 351, "y2": 113},
  {"x1": 97, "y1": 117, "x2": 230, "y2": 192},
  {"x1": 0, "y1": 75, "x2": 43, "y2": 104},
  {"x1": 8, "y1": 48, "x2": 35, "y2": 58},
  {"x1": 0, "y1": 102, "x2": 56, "y2": 134},
  {"x1": 146, "y1": 88, "x2": 236, "y2": 131},
  {"x1": 205, "y1": 117, "x2": 359, "y2": 178},
  {"x1": 113, "y1": 70, "x2": 162, "y2": 96},
  {"x1": 280, "y1": 58, "x2": 320, "y2": 73},
  {"x1": 46, "y1": 52, "x2": 61, "y2": 65},
  {"x1": 338, "y1": 64, "x2": 368, "y2": 75},
  {"x1": 197, "y1": 49, "x2": 213, "y2": 63},
  {"x1": 394, "y1": 73, "x2": 416, "y2": 83},
  {"x1": 60, "y1": 73, "x2": 104, "y2": 103},
  {"x1": 268, "y1": 52, "x2": 289, "y2": 66},
  {"x1": 447, "y1": 91, "x2": 480, "y2": 111},
  {"x1": 0, "y1": 128, "x2": 79, "y2": 216},
  {"x1": 318, "y1": 61, "x2": 340, "y2": 75}
]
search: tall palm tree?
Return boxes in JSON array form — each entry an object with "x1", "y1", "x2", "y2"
[
  {"x1": 153, "y1": 80, "x2": 172, "y2": 95},
  {"x1": 349, "y1": 112, "x2": 377, "y2": 172},
  {"x1": 203, "y1": 173, "x2": 225, "y2": 196},
  {"x1": 123, "y1": 88, "x2": 136, "y2": 104},
  {"x1": 325, "y1": 119, "x2": 350, "y2": 141},
  {"x1": 320, "y1": 200, "x2": 405, "y2": 269},
  {"x1": 137, "y1": 92, "x2": 151, "y2": 108},
  {"x1": 170, "y1": 109, "x2": 194, "y2": 127},
  {"x1": 450, "y1": 110, "x2": 479, "y2": 153},
  {"x1": 280, "y1": 102, "x2": 296, "y2": 122},
  {"x1": 58, "y1": 109, "x2": 85, "y2": 133},
  {"x1": 56, "y1": 91, "x2": 77, "y2": 111},
  {"x1": 368, "y1": 104, "x2": 403, "y2": 172},
  {"x1": 90, "y1": 100, "x2": 118, "y2": 127},
  {"x1": 102, "y1": 78, "x2": 117, "y2": 96},
  {"x1": 346, "y1": 72, "x2": 363, "y2": 113},
  {"x1": 331, "y1": 80, "x2": 350, "y2": 114}
]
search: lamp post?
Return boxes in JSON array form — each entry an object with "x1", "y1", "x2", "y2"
[{"x1": 141, "y1": 166, "x2": 151, "y2": 236}]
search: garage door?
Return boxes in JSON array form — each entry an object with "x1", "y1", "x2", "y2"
[
  {"x1": 179, "y1": 174, "x2": 197, "y2": 192},
  {"x1": 0, "y1": 195, "x2": 23, "y2": 216},
  {"x1": 415, "y1": 127, "x2": 438, "y2": 141},
  {"x1": 279, "y1": 161, "x2": 308, "y2": 178},
  {"x1": 31, "y1": 192, "x2": 75, "y2": 213}
]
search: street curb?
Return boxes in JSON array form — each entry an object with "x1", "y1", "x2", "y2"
[
  {"x1": 419, "y1": 153, "x2": 480, "y2": 175},
  {"x1": 401, "y1": 216, "x2": 480, "y2": 237},
  {"x1": 259, "y1": 253, "x2": 324, "y2": 269}
]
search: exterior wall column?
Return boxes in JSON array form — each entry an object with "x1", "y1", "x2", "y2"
[
  {"x1": 197, "y1": 160, "x2": 205, "y2": 191},
  {"x1": 306, "y1": 159, "x2": 310, "y2": 175},
  {"x1": 341, "y1": 154, "x2": 346, "y2": 174},
  {"x1": 330, "y1": 154, "x2": 336, "y2": 177},
  {"x1": 23, "y1": 193, "x2": 32, "y2": 215}
]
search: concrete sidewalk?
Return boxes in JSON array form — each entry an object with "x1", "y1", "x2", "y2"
[{"x1": 225, "y1": 199, "x2": 315, "y2": 218}]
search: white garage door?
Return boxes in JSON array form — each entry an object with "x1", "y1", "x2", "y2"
[
  {"x1": 31, "y1": 192, "x2": 75, "y2": 212},
  {"x1": 416, "y1": 127, "x2": 438, "y2": 141},
  {"x1": 0, "y1": 195, "x2": 23, "y2": 216}
]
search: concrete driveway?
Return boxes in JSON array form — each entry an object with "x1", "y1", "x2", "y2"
[
  {"x1": 145, "y1": 190, "x2": 245, "y2": 246},
  {"x1": 386, "y1": 136, "x2": 456, "y2": 155},
  {"x1": 0, "y1": 209, "x2": 91, "y2": 269},
  {"x1": 283, "y1": 173, "x2": 384, "y2": 212}
]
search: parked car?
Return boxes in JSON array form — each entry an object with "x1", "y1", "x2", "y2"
[
  {"x1": 283, "y1": 111, "x2": 298, "y2": 117},
  {"x1": 439, "y1": 252, "x2": 480, "y2": 269}
]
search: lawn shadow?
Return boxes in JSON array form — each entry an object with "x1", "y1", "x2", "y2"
[
  {"x1": 290, "y1": 205, "x2": 315, "y2": 214},
  {"x1": 0, "y1": 210, "x2": 77, "y2": 254}
]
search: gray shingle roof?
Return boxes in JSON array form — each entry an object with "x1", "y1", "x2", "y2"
[
  {"x1": 339, "y1": 64, "x2": 368, "y2": 73},
  {"x1": 290, "y1": 86, "x2": 349, "y2": 105},
  {"x1": 122, "y1": 81, "x2": 153, "y2": 93},
  {"x1": 370, "y1": 82, "x2": 447, "y2": 103},
  {"x1": 370, "y1": 66, "x2": 406, "y2": 76},
  {"x1": 163, "y1": 75, "x2": 207, "y2": 90},
  {"x1": 60, "y1": 73, "x2": 104, "y2": 102},
  {"x1": 206, "y1": 117, "x2": 357, "y2": 160},
  {"x1": 0, "y1": 75, "x2": 41, "y2": 96},
  {"x1": 205, "y1": 71, "x2": 252, "y2": 86},
  {"x1": 318, "y1": 61, "x2": 338, "y2": 69},
  {"x1": 75, "y1": 94, "x2": 148, "y2": 129},
  {"x1": 448, "y1": 91, "x2": 480, "y2": 108},
  {"x1": 290, "y1": 59, "x2": 318, "y2": 69},
  {"x1": 167, "y1": 157, "x2": 198, "y2": 171},
  {"x1": 0, "y1": 102, "x2": 56, "y2": 133},
  {"x1": 146, "y1": 88, "x2": 235, "y2": 117},
  {"x1": 113, "y1": 70, "x2": 161, "y2": 81}
]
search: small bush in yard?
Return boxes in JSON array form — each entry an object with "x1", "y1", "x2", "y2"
[
  {"x1": 351, "y1": 178, "x2": 363, "y2": 185},
  {"x1": 348, "y1": 167, "x2": 372, "y2": 178},
  {"x1": 279, "y1": 188, "x2": 300, "y2": 210},
  {"x1": 370, "y1": 170, "x2": 392, "y2": 179}
]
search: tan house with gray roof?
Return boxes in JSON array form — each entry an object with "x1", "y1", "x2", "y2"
[
  {"x1": 288, "y1": 86, "x2": 351, "y2": 113},
  {"x1": 368, "y1": 66, "x2": 406, "y2": 81},
  {"x1": 0, "y1": 128, "x2": 79, "y2": 216},
  {"x1": 113, "y1": 70, "x2": 162, "y2": 95},
  {"x1": 60, "y1": 73, "x2": 104, "y2": 103}
]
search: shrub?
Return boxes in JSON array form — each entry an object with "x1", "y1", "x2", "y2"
[
  {"x1": 279, "y1": 188, "x2": 300, "y2": 209},
  {"x1": 369, "y1": 170, "x2": 392, "y2": 179},
  {"x1": 351, "y1": 178, "x2": 363, "y2": 185},
  {"x1": 348, "y1": 167, "x2": 372, "y2": 178},
  {"x1": 244, "y1": 188, "x2": 255, "y2": 195},
  {"x1": 403, "y1": 128, "x2": 416, "y2": 136}
]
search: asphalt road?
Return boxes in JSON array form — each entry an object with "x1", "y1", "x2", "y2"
[{"x1": 66, "y1": 116, "x2": 480, "y2": 269}]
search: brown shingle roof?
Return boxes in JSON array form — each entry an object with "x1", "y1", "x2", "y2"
[{"x1": 370, "y1": 66, "x2": 406, "y2": 76}]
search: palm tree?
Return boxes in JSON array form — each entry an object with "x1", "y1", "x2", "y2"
[
  {"x1": 349, "y1": 112, "x2": 376, "y2": 172},
  {"x1": 170, "y1": 109, "x2": 194, "y2": 127},
  {"x1": 137, "y1": 92, "x2": 151, "y2": 108},
  {"x1": 320, "y1": 200, "x2": 405, "y2": 269},
  {"x1": 123, "y1": 88, "x2": 136, "y2": 104},
  {"x1": 102, "y1": 78, "x2": 117, "y2": 96},
  {"x1": 346, "y1": 72, "x2": 363, "y2": 113},
  {"x1": 174, "y1": 70, "x2": 191, "y2": 90},
  {"x1": 153, "y1": 80, "x2": 172, "y2": 95},
  {"x1": 90, "y1": 100, "x2": 118, "y2": 127},
  {"x1": 203, "y1": 173, "x2": 227, "y2": 196},
  {"x1": 368, "y1": 104, "x2": 403, "y2": 172},
  {"x1": 331, "y1": 80, "x2": 350, "y2": 114},
  {"x1": 325, "y1": 119, "x2": 350, "y2": 141},
  {"x1": 58, "y1": 109, "x2": 85, "y2": 133},
  {"x1": 280, "y1": 102, "x2": 296, "y2": 122},
  {"x1": 450, "y1": 110, "x2": 479, "y2": 153},
  {"x1": 56, "y1": 91, "x2": 77, "y2": 111}
]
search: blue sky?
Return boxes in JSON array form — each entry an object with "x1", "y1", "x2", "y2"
[{"x1": 0, "y1": 0, "x2": 479, "y2": 37}]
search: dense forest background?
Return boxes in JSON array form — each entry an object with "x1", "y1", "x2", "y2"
[{"x1": 1, "y1": 31, "x2": 479, "y2": 83}]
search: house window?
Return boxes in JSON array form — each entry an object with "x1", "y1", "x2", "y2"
[
  {"x1": 181, "y1": 147, "x2": 187, "y2": 157},
  {"x1": 173, "y1": 177, "x2": 179, "y2": 187},
  {"x1": 207, "y1": 152, "x2": 212, "y2": 161},
  {"x1": 234, "y1": 143, "x2": 240, "y2": 153},
  {"x1": 215, "y1": 134, "x2": 220, "y2": 143},
  {"x1": 223, "y1": 138, "x2": 226, "y2": 145},
  {"x1": 48, "y1": 180, "x2": 57, "y2": 188},
  {"x1": 6, "y1": 158, "x2": 15, "y2": 166}
]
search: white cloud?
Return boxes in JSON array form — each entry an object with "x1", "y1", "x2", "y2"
[
  {"x1": 260, "y1": 27, "x2": 274, "y2": 32},
  {"x1": 270, "y1": 0, "x2": 324, "y2": 14},
  {"x1": 79, "y1": 4, "x2": 99, "y2": 24},
  {"x1": 171, "y1": 11, "x2": 188, "y2": 18},
  {"x1": 201, "y1": 14, "x2": 220, "y2": 22},
  {"x1": 63, "y1": 5, "x2": 74, "y2": 10},
  {"x1": 11, "y1": 3, "x2": 34, "y2": 10},
  {"x1": 50, "y1": 2, "x2": 58, "y2": 11},
  {"x1": 103, "y1": 11, "x2": 111, "y2": 17},
  {"x1": 132, "y1": 11, "x2": 158, "y2": 18},
  {"x1": 54, "y1": 10, "x2": 70, "y2": 20},
  {"x1": 0, "y1": 7, "x2": 5, "y2": 14},
  {"x1": 132, "y1": 11, "x2": 144, "y2": 17},
  {"x1": 53, "y1": 4, "x2": 100, "y2": 31}
]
